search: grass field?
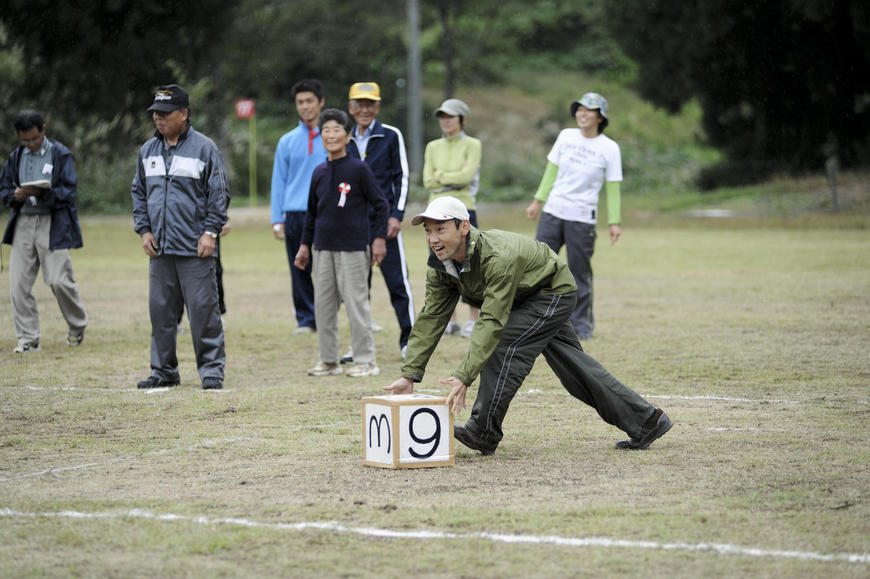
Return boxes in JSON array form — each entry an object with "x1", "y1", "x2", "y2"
[{"x1": 0, "y1": 202, "x2": 868, "y2": 577}]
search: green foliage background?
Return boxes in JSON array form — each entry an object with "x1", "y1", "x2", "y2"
[{"x1": 0, "y1": 0, "x2": 867, "y2": 211}]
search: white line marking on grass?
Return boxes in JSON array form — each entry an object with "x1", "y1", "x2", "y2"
[
  {"x1": 10, "y1": 385, "x2": 234, "y2": 394},
  {"x1": 0, "y1": 437, "x2": 253, "y2": 483},
  {"x1": 644, "y1": 394, "x2": 799, "y2": 404},
  {"x1": 21, "y1": 385, "x2": 131, "y2": 393},
  {"x1": 704, "y1": 427, "x2": 787, "y2": 432},
  {"x1": 0, "y1": 508, "x2": 866, "y2": 565}
]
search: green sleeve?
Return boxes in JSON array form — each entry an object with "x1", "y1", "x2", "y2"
[
  {"x1": 401, "y1": 268, "x2": 460, "y2": 382},
  {"x1": 606, "y1": 180, "x2": 621, "y2": 225},
  {"x1": 533, "y1": 161, "x2": 559, "y2": 202}
]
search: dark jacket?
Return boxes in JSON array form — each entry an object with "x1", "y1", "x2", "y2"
[
  {"x1": 131, "y1": 124, "x2": 229, "y2": 257},
  {"x1": 301, "y1": 155, "x2": 389, "y2": 251},
  {"x1": 348, "y1": 119, "x2": 409, "y2": 222},
  {"x1": 0, "y1": 138, "x2": 83, "y2": 249}
]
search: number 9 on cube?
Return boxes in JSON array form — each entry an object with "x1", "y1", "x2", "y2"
[{"x1": 362, "y1": 394, "x2": 455, "y2": 468}]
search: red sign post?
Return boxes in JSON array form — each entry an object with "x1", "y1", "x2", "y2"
[
  {"x1": 235, "y1": 99, "x2": 257, "y2": 205},
  {"x1": 235, "y1": 98, "x2": 256, "y2": 119}
]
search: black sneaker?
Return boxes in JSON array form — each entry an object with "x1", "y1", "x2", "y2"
[
  {"x1": 202, "y1": 377, "x2": 223, "y2": 390},
  {"x1": 339, "y1": 348, "x2": 353, "y2": 364},
  {"x1": 66, "y1": 328, "x2": 85, "y2": 347},
  {"x1": 137, "y1": 376, "x2": 180, "y2": 389},
  {"x1": 615, "y1": 408, "x2": 672, "y2": 450},
  {"x1": 454, "y1": 425, "x2": 498, "y2": 455}
]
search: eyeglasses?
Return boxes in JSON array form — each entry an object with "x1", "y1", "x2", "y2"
[{"x1": 351, "y1": 100, "x2": 379, "y2": 110}]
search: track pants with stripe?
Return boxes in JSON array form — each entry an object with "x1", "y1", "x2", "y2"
[
  {"x1": 368, "y1": 231, "x2": 415, "y2": 349},
  {"x1": 465, "y1": 292, "x2": 655, "y2": 448}
]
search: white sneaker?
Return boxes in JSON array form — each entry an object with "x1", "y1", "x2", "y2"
[
  {"x1": 346, "y1": 362, "x2": 380, "y2": 377},
  {"x1": 340, "y1": 347, "x2": 354, "y2": 364},
  {"x1": 14, "y1": 340, "x2": 41, "y2": 353},
  {"x1": 293, "y1": 326, "x2": 314, "y2": 336},
  {"x1": 307, "y1": 361, "x2": 343, "y2": 376},
  {"x1": 401, "y1": 345, "x2": 407, "y2": 360},
  {"x1": 371, "y1": 320, "x2": 383, "y2": 333},
  {"x1": 460, "y1": 320, "x2": 475, "y2": 338}
]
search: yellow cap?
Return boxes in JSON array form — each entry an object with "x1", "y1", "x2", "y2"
[{"x1": 349, "y1": 82, "x2": 381, "y2": 101}]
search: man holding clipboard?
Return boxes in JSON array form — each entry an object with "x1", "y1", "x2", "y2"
[{"x1": 0, "y1": 110, "x2": 88, "y2": 352}]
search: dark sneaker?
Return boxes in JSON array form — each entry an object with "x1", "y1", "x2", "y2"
[
  {"x1": 454, "y1": 425, "x2": 498, "y2": 455},
  {"x1": 137, "y1": 376, "x2": 180, "y2": 389},
  {"x1": 443, "y1": 321, "x2": 460, "y2": 336},
  {"x1": 615, "y1": 408, "x2": 672, "y2": 450},
  {"x1": 66, "y1": 328, "x2": 86, "y2": 347},
  {"x1": 340, "y1": 348, "x2": 353, "y2": 364},
  {"x1": 202, "y1": 377, "x2": 223, "y2": 390}
]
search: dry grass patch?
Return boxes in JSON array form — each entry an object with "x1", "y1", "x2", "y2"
[{"x1": 0, "y1": 205, "x2": 867, "y2": 577}]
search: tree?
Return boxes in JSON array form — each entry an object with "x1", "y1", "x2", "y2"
[
  {"x1": 224, "y1": 0, "x2": 407, "y2": 111},
  {"x1": 610, "y1": 0, "x2": 870, "y2": 182},
  {"x1": 0, "y1": 1, "x2": 233, "y2": 122},
  {"x1": 420, "y1": 0, "x2": 627, "y2": 99}
]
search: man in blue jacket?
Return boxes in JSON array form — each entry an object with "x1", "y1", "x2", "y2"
[
  {"x1": 270, "y1": 79, "x2": 327, "y2": 335},
  {"x1": 0, "y1": 110, "x2": 88, "y2": 353},
  {"x1": 131, "y1": 85, "x2": 229, "y2": 390},
  {"x1": 346, "y1": 82, "x2": 415, "y2": 357}
]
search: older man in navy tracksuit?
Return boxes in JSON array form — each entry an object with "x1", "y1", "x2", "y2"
[{"x1": 347, "y1": 82, "x2": 414, "y2": 358}]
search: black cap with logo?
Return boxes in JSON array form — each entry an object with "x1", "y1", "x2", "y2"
[{"x1": 147, "y1": 84, "x2": 190, "y2": 112}]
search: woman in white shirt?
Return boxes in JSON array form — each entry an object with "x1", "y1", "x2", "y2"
[{"x1": 525, "y1": 92, "x2": 622, "y2": 340}]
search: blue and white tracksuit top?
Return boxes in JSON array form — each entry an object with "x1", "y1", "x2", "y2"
[
  {"x1": 131, "y1": 124, "x2": 230, "y2": 258},
  {"x1": 347, "y1": 119, "x2": 409, "y2": 222}
]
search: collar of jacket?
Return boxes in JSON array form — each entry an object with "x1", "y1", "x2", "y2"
[
  {"x1": 354, "y1": 119, "x2": 386, "y2": 139},
  {"x1": 442, "y1": 130, "x2": 467, "y2": 141}
]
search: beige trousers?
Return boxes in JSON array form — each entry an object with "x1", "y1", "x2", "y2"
[
  {"x1": 313, "y1": 249, "x2": 375, "y2": 364},
  {"x1": 9, "y1": 213, "x2": 88, "y2": 344}
]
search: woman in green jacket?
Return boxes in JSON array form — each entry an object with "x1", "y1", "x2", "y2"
[{"x1": 423, "y1": 98, "x2": 482, "y2": 337}]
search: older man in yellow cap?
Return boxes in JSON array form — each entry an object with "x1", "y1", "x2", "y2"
[{"x1": 345, "y1": 82, "x2": 414, "y2": 361}]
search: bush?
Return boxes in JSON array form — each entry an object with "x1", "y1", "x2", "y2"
[{"x1": 697, "y1": 160, "x2": 786, "y2": 191}]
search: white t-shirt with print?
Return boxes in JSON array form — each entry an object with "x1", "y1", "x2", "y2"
[{"x1": 542, "y1": 129, "x2": 622, "y2": 224}]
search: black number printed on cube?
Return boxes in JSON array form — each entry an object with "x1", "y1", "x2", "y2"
[{"x1": 408, "y1": 407, "x2": 441, "y2": 459}]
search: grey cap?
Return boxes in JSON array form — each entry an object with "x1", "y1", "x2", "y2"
[
  {"x1": 434, "y1": 98, "x2": 470, "y2": 118},
  {"x1": 570, "y1": 92, "x2": 608, "y2": 119}
]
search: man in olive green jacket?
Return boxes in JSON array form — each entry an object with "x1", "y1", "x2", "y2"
[{"x1": 386, "y1": 196, "x2": 671, "y2": 455}]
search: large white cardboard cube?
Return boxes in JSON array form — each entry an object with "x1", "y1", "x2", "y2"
[{"x1": 362, "y1": 394, "x2": 455, "y2": 468}]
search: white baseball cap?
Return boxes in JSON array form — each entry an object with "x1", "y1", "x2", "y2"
[{"x1": 411, "y1": 196, "x2": 470, "y2": 225}]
